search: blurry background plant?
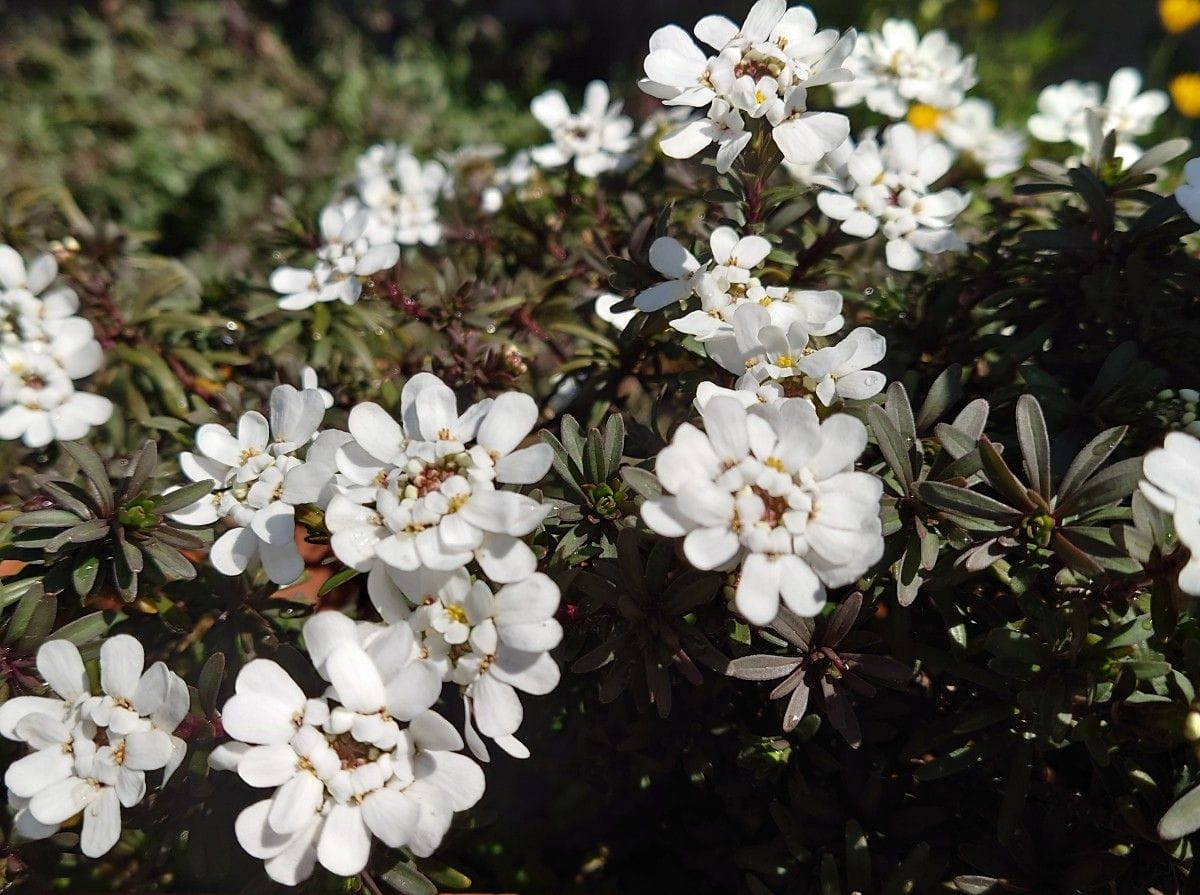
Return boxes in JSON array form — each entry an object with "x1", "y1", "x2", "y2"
[{"x1": 3, "y1": 0, "x2": 1200, "y2": 893}]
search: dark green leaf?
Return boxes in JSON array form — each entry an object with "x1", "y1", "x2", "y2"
[
  {"x1": 381, "y1": 861, "x2": 438, "y2": 895},
  {"x1": 1056, "y1": 457, "x2": 1142, "y2": 517},
  {"x1": 1015, "y1": 395, "x2": 1052, "y2": 500},
  {"x1": 60, "y1": 441, "x2": 114, "y2": 516},
  {"x1": 155, "y1": 479, "x2": 217, "y2": 514},
  {"x1": 1057, "y1": 426, "x2": 1126, "y2": 503},
  {"x1": 915, "y1": 365, "x2": 962, "y2": 432}
]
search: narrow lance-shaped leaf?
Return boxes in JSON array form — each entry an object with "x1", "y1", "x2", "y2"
[
  {"x1": 1056, "y1": 457, "x2": 1143, "y2": 518},
  {"x1": 914, "y1": 480, "x2": 1022, "y2": 522},
  {"x1": 1015, "y1": 395, "x2": 1052, "y2": 500},
  {"x1": 867, "y1": 404, "x2": 914, "y2": 489},
  {"x1": 60, "y1": 440, "x2": 114, "y2": 516},
  {"x1": 1056, "y1": 426, "x2": 1126, "y2": 504},
  {"x1": 915, "y1": 364, "x2": 962, "y2": 432}
]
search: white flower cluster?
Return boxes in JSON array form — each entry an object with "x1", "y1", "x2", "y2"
[
  {"x1": 817, "y1": 123, "x2": 971, "y2": 271},
  {"x1": 639, "y1": 0, "x2": 855, "y2": 173},
  {"x1": 269, "y1": 143, "x2": 448, "y2": 311},
  {"x1": 831, "y1": 18, "x2": 977, "y2": 118},
  {"x1": 187, "y1": 373, "x2": 563, "y2": 877},
  {"x1": 819, "y1": 18, "x2": 1023, "y2": 181},
  {"x1": 531, "y1": 80, "x2": 636, "y2": 177},
  {"x1": 1141, "y1": 432, "x2": 1200, "y2": 596},
  {"x1": 0, "y1": 245, "x2": 113, "y2": 447},
  {"x1": 1028, "y1": 68, "x2": 1167, "y2": 164},
  {"x1": 641, "y1": 394, "x2": 883, "y2": 625},
  {"x1": 321, "y1": 373, "x2": 561, "y2": 757},
  {"x1": 633, "y1": 225, "x2": 886, "y2": 404},
  {"x1": 172, "y1": 382, "x2": 337, "y2": 585},
  {"x1": 210, "y1": 613, "x2": 484, "y2": 884},
  {"x1": 0, "y1": 637, "x2": 187, "y2": 857}
]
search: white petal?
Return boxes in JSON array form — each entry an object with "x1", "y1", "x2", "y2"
[
  {"x1": 325, "y1": 645, "x2": 387, "y2": 713},
  {"x1": 317, "y1": 803, "x2": 372, "y2": 877},
  {"x1": 210, "y1": 526, "x2": 258, "y2": 576},
  {"x1": 459, "y1": 491, "x2": 549, "y2": 536},
  {"x1": 30, "y1": 776, "x2": 99, "y2": 824},
  {"x1": 474, "y1": 534, "x2": 537, "y2": 583},
  {"x1": 237, "y1": 744, "x2": 299, "y2": 788},
  {"x1": 477, "y1": 392, "x2": 539, "y2": 456},
  {"x1": 80, "y1": 786, "x2": 122, "y2": 857},
  {"x1": 37, "y1": 640, "x2": 88, "y2": 702},
  {"x1": 100, "y1": 635, "x2": 144, "y2": 701},
  {"x1": 0, "y1": 697, "x2": 69, "y2": 739},
  {"x1": 236, "y1": 799, "x2": 293, "y2": 859},
  {"x1": 735, "y1": 553, "x2": 782, "y2": 625},
  {"x1": 361, "y1": 787, "x2": 420, "y2": 848},
  {"x1": 5, "y1": 747, "x2": 74, "y2": 798},
  {"x1": 269, "y1": 771, "x2": 326, "y2": 835},
  {"x1": 123, "y1": 730, "x2": 174, "y2": 771},
  {"x1": 415, "y1": 751, "x2": 485, "y2": 812},
  {"x1": 348, "y1": 402, "x2": 403, "y2": 464}
]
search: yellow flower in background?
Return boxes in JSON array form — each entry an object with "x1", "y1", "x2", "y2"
[
  {"x1": 1161, "y1": 0, "x2": 1200, "y2": 34},
  {"x1": 975, "y1": 0, "x2": 998, "y2": 21},
  {"x1": 906, "y1": 103, "x2": 945, "y2": 131},
  {"x1": 1171, "y1": 73, "x2": 1200, "y2": 117}
]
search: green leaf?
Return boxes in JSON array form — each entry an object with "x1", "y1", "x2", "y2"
[
  {"x1": 1159, "y1": 784, "x2": 1200, "y2": 840},
  {"x1": 560, "y1": 415, "x2": 585, "y2": 471},
  {"x1": 0, "y1": 577, "x2": 42, "y2": 612},
  {"x1": 998, "y1": 740, "x2": 1033, "y2": 844},
  {"x1": 155, "y1": 479, "x2": 217, "y2": 514},
  {"x1": 1056, "y1": 426, "x2": 1127, "y2": 504},
  {"x1": 621, "y1": 465, "x2": 662, "y2": 499},
  {"x1": 45, "y1": 518, "x2": 111, "y2": 553},
  {"x1": 914, "y1": 481, "x2": 1020, "y2": 523},
  {"x1": 13, "y1": 509, "x2": 86, "y2": 528},
  {"x1": 52, "y1": 612, "x2": 109, "y2": 646},
  {"x1": 3, "y1": 580, "x2": 47, "y2": 644},
  {"x1": 1015, "y1": 395, "x2": 1052, "y2": 500},
  {"x1": 915, "y1": 364, "x2": 962, "y2": 432},
  {"x1": 125, "y1": 440, "x2": 159, "y2": 498},
  {"x1": 600, "y1": 413, "x2": 625, "y2": 481},
  {"x1": 60, "y1": 440, "x2": 115, "y2": 516},
  {"x1": 726, "y1": 655, "x2": 801, "y2": 681},
  {"x1": 867, "y1": 403, "x2": 914, "y2": 489},
  {"x1": 198, "y1": 652, "x2": 226, "y2": 717},
  {"x1": 1056, "y1": 457, "x2": 1142, "y2": 518},
  {"x1": 381, "y1": 861, "x2": 438, "y2": 895},
  {"x1": 142, "y1": 540, "x2": 197, "y2": 582},
  {"x1": 39, "y1": 480, "x2": 94, "y2": 518},
  {"x1": 978, "y1": 439, "x2": 1037, "y2": 512},
  {"x1": 845, "y1": 819, "x2": 872, "y2": 893},
  {"x1": 318, "y1": 565, "x2": 360, "y2": 597}
]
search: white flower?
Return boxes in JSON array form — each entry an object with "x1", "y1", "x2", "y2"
[
  {"x1": 831, "y1": 19, "x2": 977, "y2": 118},
  {"x1": 354, "y1": 143, "x2": 447, "y2": 247},
  {"x1": 797, "y1": 326, "x2": 888, "y2": 404},
  {"x1": 269, "y1": 201, "x2": 400, "y2": 311},
  {"x1": 217, "y1": 619, "x2": 482, "y2": 884},
  {"x1": 935, "y1": 99, "x2": 1027, "y2": 178},
  {"x1": 635, "y1": 226, "x2": 844, "y2": 341},
  {"x1": 396, "y1": 573, "x2": 562, "y2": 760},
  {"x1": 0, "y1": 244, "x2": 112, "y2": 448},
  {"x1": 1141, "y1": 432, "x2": 1200, "y2": 595},
  {"x1": 324, "y1": 373, "x2": 553, "y2": 583},
  {"x1": 1028, "y1": 68, "x2": 1167, "y2": 163},
  {"x1": 641, "y1": 395, "x2": 883, "y2": 626},
  {"x1": 0, "y1": 636, "x2": 189, "y2": 857},
  {"x1": 482, "y1": 150, "x2": 537, "y2": 213},
  {"x1": 172, "y1": 384, "x2": 328, "y2": 584},
  {"x1": 1176, "y1": 157, "x2": 1200, "y2": 224},
  {"x1": 640, "y1": 0, "x2": 855, "y2": 170},
  {"x1": 818, "y1": 123, "x2": 968, "y2": 271},
  {"x1": 530, "y1": 81, "x2": 636, "y2": 177}
]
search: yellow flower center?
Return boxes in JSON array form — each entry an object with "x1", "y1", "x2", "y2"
[
  {"x1": 906, "y1": 103, "x2": 944, "y2": 132},
  {"x1": 445, "y1": 604, "x2": 469, "y2": 625},
  {"x1": 1161, "y1": 0, "x2": 1200, "y2": 33},
  {"x1": 1171, "y1": 73, "x2": 1200, "y2": 118}
]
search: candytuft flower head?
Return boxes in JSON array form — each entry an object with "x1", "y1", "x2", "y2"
[
  {"x1": 639, "y1": 0, "x2": 855, "y2": 171},
  {"x1": 818, "y1": 123, "x2": 969, "y2": 271},
  {"x1": 322, "y1": 372, "x2": 553, "y2": 584},
  {"x1": 641, "y1": 395, "x2": 884, "y2": 626},
  {"x1": 0, "y1": 244, "x2": 112, "y2": 447},
  {"x1": 0, "y1": 636, "x2": 189, "y2": 857},
  {"x1": 172, "y1": 383, "x2": 329, "y2": 585},
  {"x1": 1028, "y1": 68, "x2": 1168, "y2": 163},
  {"x1": 530, "y1": 81, "x2": 636, "y2": 177},
  {"x1": 215, "y1": 613, "x2": 483, "y2": 883},
  {"x1": 1161, "y1": 0, "x2": 1200, "y2": 34},
  {"x1": 831, "y1": 18, "x2": 977, "y2": 118}
]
